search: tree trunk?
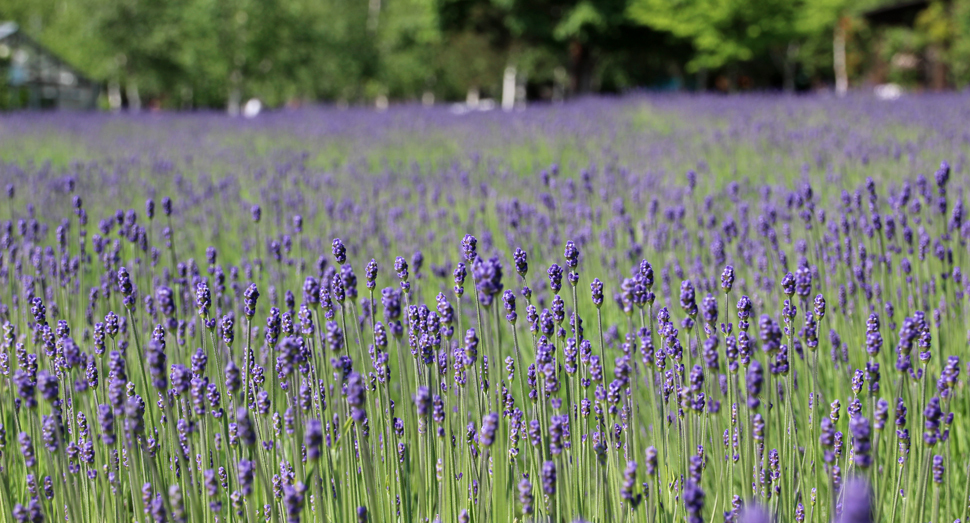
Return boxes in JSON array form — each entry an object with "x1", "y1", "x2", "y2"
[
  {"x1": 515, "y1": 70, "x2": 527, "y2": 107},
  {"x1": 783, "y1": 42, "x2": 799, "y2": 93},
  {"x1": 726, "y1": 65, "x2": 738, "y2": 92},
  {"x1": 466, "y1": 87, "x2": 479, "y2": 108},
  {"x1": 569, "y1": 40, "x2": 594, "y2": 95},
  {"x1": 502, "y1": 65, "x2": 516, "y2": 111},
  {"x1": 927, "y1": 44, "x2": 946, "y2": 91},
  {"x1": 228, "y1": 69, "x2": 242, "y2": 116},
  {"x1": 833, "y1": 18, "x2": 848, "y2": 97},
  {"x1": 108, "y1": 81, "x2": 122, "y2": 112},
  {"x1": 552, "y1": 67, "x2": 566, "y2": 102},
  {"x1": 126, "y1": 82, "x2": 141, "y2": 112},
  {"x1": 368, "y1": 0, "x2": 381, "y2": 32}
]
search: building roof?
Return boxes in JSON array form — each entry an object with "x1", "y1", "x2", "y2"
[
  {"x1": 0, "y1": 21, "x2": 97, "y2": 87},
  {"x1": 0, "y1": 22, "x2": 18, "y2": 41}
]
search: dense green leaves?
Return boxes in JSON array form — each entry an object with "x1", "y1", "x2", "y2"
[
  {"x1": 0, "y1": 0, "x2": 419, "y2": 107},
  {"x1": 4, "y1": 0, "x2": 970, "y2": 106},
  {"x1": 629, "y1": 0, "x2": 831, "y2": 73}
]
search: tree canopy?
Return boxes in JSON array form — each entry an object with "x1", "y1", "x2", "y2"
[{"x1": 0, "y1": 0, "x2": 965, "y2": 108}]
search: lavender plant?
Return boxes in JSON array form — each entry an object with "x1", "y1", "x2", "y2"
[{"x1": 0, "y1": 95, "x2": 966, "y2": 523}]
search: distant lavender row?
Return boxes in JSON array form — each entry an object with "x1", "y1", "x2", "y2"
[{"x1": 0, "y1": 94, "x2": 968, "y2": 523}]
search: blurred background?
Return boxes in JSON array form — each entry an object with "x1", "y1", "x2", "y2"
[{"x1": 0, "y1": 0, "x2": 964, "y2": 111}]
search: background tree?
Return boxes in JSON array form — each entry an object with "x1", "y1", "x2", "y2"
[
  {"x1": 1, "y1": 0, "x2": 970, "y2": 107},
  {"x1": 627, "y1": 0, "x2": 803, "y2": 90}
]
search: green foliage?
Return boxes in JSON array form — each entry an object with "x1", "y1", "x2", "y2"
[
  {"x1": 0, "y1": 0, "x2": 430, "y2": 106},
  {"x1": 627, "y1": 0, "x2": 804, "y2": 72},
  {"x1": 951, "y1": 0, "x2": 970, "y2": 85},
  {"x1": 6, "y1": 0, "x2": 970, "y2": 105}
]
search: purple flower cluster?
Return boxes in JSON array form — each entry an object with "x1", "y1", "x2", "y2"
[{"x1": 0, "y1": 98, "x2": 967, "y2": 523}]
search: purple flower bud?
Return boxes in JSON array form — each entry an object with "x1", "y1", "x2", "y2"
[
  {"x1": 235, "y1": 407, "x2": 256, "y2": 447},
  {"x1": 739, "y1": 504, "x2": 771, "y2": 523},
  {"x1": 590, "y1": 278, "x2": 604, "y2": 308},
  {"x1": 414, "y1": 386, "x2": 431, "y2": 417},
  {"x1": 684, "y1": 480, "x2": 705, "y2": 523},
  {"x1": 701, "y1": 294, "x2": 718, "y2": 325},
  {"x1": 145, "y1": 340, "x2": 167, "y2": 390},
  {"x1": 837, "y1": 478, "x2": 873, "y2": 523},
  {"x1": 513, "y1": 248, "x2": 528, "y2": 277},
  {"x1": 564, "y1": 240, "x2": 579, "y2": 269},
  {"x1": 305, "y1": 420, "x2": 323, "y2": 461},
  {"x1": 365, "y1": 259, "x2": 378, "y2": 290},
  {"x1": 813, "y1": 294, "x2": 826, "y2": 321},
  {"x1": 503, "y1": 290, "x2": 517, "y2": 324},
  {"x1": 332, "y1": 238, "x2": 347, "y2": 264},
  {"x1": 325, "y1": 321, "x2": 344, "y2": 352},
  {"x1": 461, "y1": 235, "x2": 477, "y2": 262},
  {"x1": 746, "y1": 360, "x2": 763, "y2": 409},
  {"x1": 794, "y1": 266, "x2": 812, "y2": 298},
  {"x1": 346, "y1": 372, "x2": 367, "y2": 423},
  {"x1": 924, "y1": 396, "x2": 942, "y2": 446},
  {"x1": 462, "y1": 328, "x2": 479, "y2": 366},
  {"x1": 19, "y1": 432, "x2": 36, "y2": 468},
  {"x1": 621, "y1": 460, "x2": 641, "y2": 507},
  {"x1": 720, "y1": 265, "x2": 735, "y2": 293},
  {"x1": 759, "y1": 315, "x2": 782, "y2": 354},
  {"x1": 541, "y1": 460, "x2": 557, "y2": 496},
  {"x1": 680, "y1": 280, "x2": 697, "y2": 317},
  {"x1": 780, "y1": 272, "x2": 795, "y2": 297},
  {"x1": 37, "y1": 370, "x2": 58, "y2": 403},
  {"x1": 850, "y1": 417, "x2": 872, "y2": 468},
  {"x1": 518, "y1": 478, "x2": 534, "y2": 515},
  {"x1": 479, "y1": 412, "x2": 499, "y2": 446},
  {"x1": 547, "y1": 264, "x2": 563, "y2": 294}
]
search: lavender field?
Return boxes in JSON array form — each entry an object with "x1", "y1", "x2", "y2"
[{"x1": 1, "y1": 94, "x2": 970, "y2": 523}]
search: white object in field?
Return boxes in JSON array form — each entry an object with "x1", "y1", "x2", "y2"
[
  {"x1": 422, "y1": 91, "x2": 434, "y2": 107},
  {"x1": 552, "y1": 66, "x2": 567, "y2": 103},
  {"x1": 450, "y1": 89, "x2": 496, "y2": 115},
  {"x1": 466, "y1": 87, "x2": 479, "y2": 108},
  {"x1": 502, "y1": 66, "x2": 516, "y2": 111},
  {"x1": 874, "y1": 84, "x2": 902, "y2": 101},
  {"x1": 127, "y1": 82, "x2": 141, "y2": 113},
  {"x1": 108, "y1": 82, "x2": 122, "y2": 112},
  {"x1": 243, "y1": 98, "x2": 262, "y2": 119},
  {"x1": 227, "y1": 91, "x2": 240, "y2": 116},
  {"x1": 375, "y1": 94, "x2": 389, "y2": 111},
  {"x1": 833, "y1": 22, "x2": 847, "y2": 97}
]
